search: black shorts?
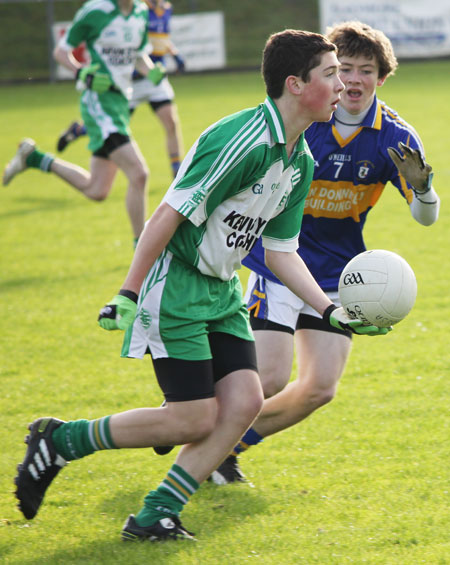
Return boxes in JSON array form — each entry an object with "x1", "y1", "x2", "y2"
[
  {"x1": 151, "y1": 332, "x2": 258, "y2": 402},
  {"x1": 250, "y1": 311, "x2": 352, "y2": 338},
  {"x1": 93, "y1": 132, "x2": 130, "y2": 159},
  {"x1": 128, "y1": 99, "x2": 171, "y2": 117}
]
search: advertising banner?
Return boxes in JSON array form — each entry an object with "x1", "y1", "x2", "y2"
[{"x1": 320, "y1": 0, "x2": 450, "y2": 58}]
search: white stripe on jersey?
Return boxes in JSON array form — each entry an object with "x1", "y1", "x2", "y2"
[
  {"x1": 74, "y1": 0, "x2": 115, "y2": 23},
  {"x1": 82, "y1": 90, "x2": 118, "y2": 139},
  {"x1": 264, "y1": 101, "x2": 286, "y2": 142},
  {"x1": 185, "y1": 109, "x2": 267, "y2": 193}
]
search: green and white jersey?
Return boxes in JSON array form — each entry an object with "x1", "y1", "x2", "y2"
[
  {"x1": 163, "y1": 97, "x2": 315, "y2": 281},
  {"x1": 59, "y1": 0, "x2": 148, "y2": 98}
]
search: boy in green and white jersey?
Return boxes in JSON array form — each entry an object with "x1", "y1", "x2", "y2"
[
  {"x1": 3, "y1": 0, "x2": 165, "y2": 243},
  {"x1": 14, "y1": 30, "x2": 389, "y2": 541},
  {"x1": 123, "y1": 97, "x2": 319, "y2": 359}
]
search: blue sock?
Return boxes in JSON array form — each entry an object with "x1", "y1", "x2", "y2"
[{"x1": 232, "y1": 427, "x2": 263, "y2": 456}]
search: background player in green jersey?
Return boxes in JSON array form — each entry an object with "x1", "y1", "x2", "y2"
[
  {"x1": 209, "y1": 21, "x2": 441, "y2": 485},
  {"x1": 57, "y1": 0, "x2": 185, "y2": 179},
  {"x1": 14, "y1": 29, "x2": 388, "y2": 541},
  {"x1": 2, "y1": 0, "x2": 165, "y2": 244}
]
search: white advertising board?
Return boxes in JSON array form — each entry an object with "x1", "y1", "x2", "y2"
[{"x1": 320, "y1": 0, "x2": 450, "y2": 58}]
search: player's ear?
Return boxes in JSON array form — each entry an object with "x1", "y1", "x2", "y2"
[
  {"x1": 377, "y1": 75, "x2": 387, "y2": 87},
  {"x1": 285, "y1": 75, "x2": 303, "y2": 95}
]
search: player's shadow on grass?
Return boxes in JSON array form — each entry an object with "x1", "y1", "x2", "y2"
[
  {"x1": 0, "y1": 196, "x2": 81, "y2": 220},
  {"x1": 0, "y1": 276, "x2": 46, "y2": 292},
  {"x1": 99, "y1": 482, "x2": 269, "y2": 538},
  {"x1": 9, "y1": 485, "x2": 269, "y2": 564}
]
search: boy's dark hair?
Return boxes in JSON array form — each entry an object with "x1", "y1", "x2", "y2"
[
  {"x1": 262, "y1": 29, "x2": 336, "y2": 99},
  {"x1": 327, "y1": 21, "x2": 398, "y2": 79}
]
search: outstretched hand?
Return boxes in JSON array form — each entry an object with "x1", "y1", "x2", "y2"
[
  {"x1": 323, "y1": 305, "x2": 391, "y2": 336},
  {"x1": 387, "y1": 142, "x2": 433, "y2": 194}
]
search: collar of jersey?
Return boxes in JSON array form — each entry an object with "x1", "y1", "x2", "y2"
[
  {"x1": 330, "y1": 96, "x2": 382, "y2": 131},
  {"x1": 263, "y1": 97, "x2": 305, "y2": 166},
  {"x1": 263, "y1": 97, "x2": 288, "y2": 144}
]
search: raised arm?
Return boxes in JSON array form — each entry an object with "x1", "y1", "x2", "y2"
[{"x1": 387, "y1": 142, "x2": 440, "y2": 226}]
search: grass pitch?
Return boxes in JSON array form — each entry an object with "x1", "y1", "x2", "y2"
[{"x1": 1, "y1": 63, "x2": 449, "y2": 564}]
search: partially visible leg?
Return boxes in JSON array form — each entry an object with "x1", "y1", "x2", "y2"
[
  {"x1": 2, "y1": 137, "x2": 119, "y2": 196},
  {"x1": 109, "y1": 140, "x2": 149, "y2": 239},
  {"x1": 51, "y1": 154, "x2": 118, "y2": 199},
  {"x1": 56, "y1": 121, "x2": 87, "y2": 152},
  {"x1": 133, "y1": 368, "x2": 263, "y2": 530},
  {"x1": 14, "y1": 396, "x2": 219, "y2": 522},
  {"x1": 253, "y1": 329, "x2": 352, "y2": 437},
  {"x1": 211, "y1": 327, "x2": 351, "y2": 484},
  {"x1": 175, "y1": 368, "x2": 264, "y2": 483},
  {"x1": 134, "y1": 332, "x2": 262, "y2": 529},
  {"x1": 154, "y1": 102, "x2": 184, "y2": 177},
  {"x1": 109, "y1": 399, "x2": 218, "y2": 448},
  {"x1": 253, "y1": 329, "x2": 294, "y2": 398}
]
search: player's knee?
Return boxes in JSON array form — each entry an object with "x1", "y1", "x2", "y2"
[
  {"x1": 304, "y1": 381, "x2": 337, "y2": 410},
  {"x1": 176, "y1": 401, "x2": 218, "y2": 442},
  {"x1": 315, "y1": 387, "x2": 336, "y2": 407},
  {"x1": 232, "y1": 386, "x2": 264, "y2": 427},
  {"x1": 259, "y1": 363, "x2": 292, "y2": 399},
  {"x1": 124, "y1": 160, "x2": 149, "y2": 190},
  {"x1": 132, "y1": 165, "x2": 149, "y2": 190},
  {"x1": 86, "y1": 188, "x2": 109, "y2": 202},
  {"x1": 262, "y1": 377, "x2": 287, "y2": 399}
]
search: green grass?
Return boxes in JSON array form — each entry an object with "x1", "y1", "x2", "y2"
[{"x1": 1, "y1": 64, "x2": 449, "y2": 564}]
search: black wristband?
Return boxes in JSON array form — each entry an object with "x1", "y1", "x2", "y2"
[
  {"x1": 119, "y1": 289, "x2": 138, "y2": 303},
  {"x1": 75, "y1": 68, "x2": 82, "y2": 80},
  {"x1": 322, "y1": 304, "x2": 337, "y2": 323}
]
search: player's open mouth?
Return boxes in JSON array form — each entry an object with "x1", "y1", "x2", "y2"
[
  {"x1": 331, "y1": 98, "x2": 340, "y2": 108},
  {"x1": 346, "y1": 89, "x2": 362, "y2": 99}
]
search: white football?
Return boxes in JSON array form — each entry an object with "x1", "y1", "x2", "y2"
[{"x1": 338, "y1": 249, "x2": 417, "y2": 327}]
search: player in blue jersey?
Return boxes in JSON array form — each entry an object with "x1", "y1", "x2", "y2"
[
  {"x1": 211, "y1": 21, "x2": 441, "y2": 484},
  {"x1": 57, "y1": 0, "x2": 185, "y2": 179},
  {"x1": 13, "y1": 30, "x2": 389, "y2": 542},
  {"x1": 2, "y1": 0, "x2": 166, "y2": 244}
]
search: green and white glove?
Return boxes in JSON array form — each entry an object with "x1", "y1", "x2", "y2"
[
  {"x1": 147, "y1": 62, "x2": 166, "y2": 86},
  {"x1": 323, "y1": 304, "x2": 391, "y2": 336},
  {"x1": 76, "y1": 63, "x2": 113, "y2": 94},
  {"x1": 98, "y1": 290, "x2": 138, "y2": 331},
  {"x1": 387, "y1": 142, "x2": 433, "y2": 196}
]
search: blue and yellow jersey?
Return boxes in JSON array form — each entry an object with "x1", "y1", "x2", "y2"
[
  {"x1": 147, "y1": 1, "x2": 172, "y2": 62},
  {"x1": 243, "y1": 96, "x2": 425, "y2": 291}
]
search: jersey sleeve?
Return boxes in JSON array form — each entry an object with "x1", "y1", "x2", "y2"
[
  {"x1": 163, "y1": 114, "x2": 262, "y2": 226},
  {"x1": 261, "y1": 154, "x2": 314, "y2": 252},
  {"x1": 60, "y1": 8, "x2": 96, "y2": 49}
]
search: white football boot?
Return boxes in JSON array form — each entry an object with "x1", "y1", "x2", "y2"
[{"x1": 3, "y1": 138, "x2": 36, "y2": 186}]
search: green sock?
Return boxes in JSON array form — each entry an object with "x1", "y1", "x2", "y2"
[
  {"x1": 26, "y1": 149, "x2": 54, "y2": 172},
  {"x1": 52, "y1": 416, "x2": 117, "y2": 461},
  {"x1": 135, "y1": 464, "x2": 199, "y2": 527}
]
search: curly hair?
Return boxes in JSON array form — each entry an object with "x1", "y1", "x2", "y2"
[{"x1": 326, "y1": 21, "x2": 398, "y2": 78}]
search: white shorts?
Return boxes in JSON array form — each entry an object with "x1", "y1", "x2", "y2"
[
  {"x1": 129, "y1": 77, "x2": 175, "y2": 110},
  {"x1": 245, "y1": 271, "x2": 341, "y2": 333}
]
